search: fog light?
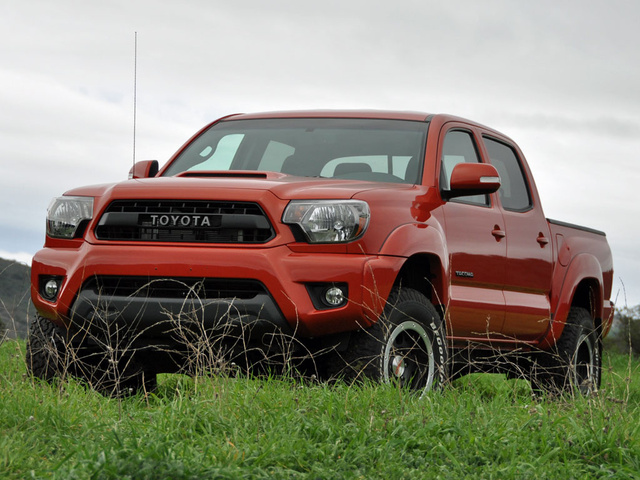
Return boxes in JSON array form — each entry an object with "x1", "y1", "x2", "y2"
[
  {"x1": 324, "y1": 286, "x2": 345, "y2": 307},
  {"x1": 306, "y1": 282, "x2": 348, "y2": 310},
  {"x1": 42, "y1": 278, "x2": 61, "y2": 301}
]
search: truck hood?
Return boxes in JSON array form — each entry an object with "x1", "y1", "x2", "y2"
[{"x1": 64, "y1": 172, "x2": 415, "y2": 201}]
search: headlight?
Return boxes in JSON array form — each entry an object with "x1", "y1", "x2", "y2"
[
  {"x1": 283, "y1": 200, "x2": 370, "y2": 243},
  {"x1": 46, "y1": 196, "x2": 94, "y2": 239}
]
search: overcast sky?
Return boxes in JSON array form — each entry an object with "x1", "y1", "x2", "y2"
[{"x1": 1, "y1": 0, "x2": 638, "y2": 307}]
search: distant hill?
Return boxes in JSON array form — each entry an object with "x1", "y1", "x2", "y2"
[{"x1": 0, "y1": 257, "x2": 32, "y2": 339}]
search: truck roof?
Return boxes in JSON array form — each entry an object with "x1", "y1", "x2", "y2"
[
  {"x1": 217, "y1": 111, "x2": 505, "y2": 135},
  {"x1": 222, "y1": 110, "x2": 434, "y2": 122}
]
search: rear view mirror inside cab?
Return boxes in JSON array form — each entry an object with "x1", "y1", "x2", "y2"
[{"x1": 442, "y1": 163, "x2": 501, "y2": 200}]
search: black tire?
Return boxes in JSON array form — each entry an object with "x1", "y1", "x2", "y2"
[
  {"x1": 532, "y1": 307, "x2": 601, "y2": 396},
  {"x1": 26, "y1": 315, "x2": 157, "y2": 396},
  {"x1": 328, "y1": 287, "x2": 448, "y2": 396},
  {"x1": 26, "y1": 315, "x2": 68, "y2": 381}
]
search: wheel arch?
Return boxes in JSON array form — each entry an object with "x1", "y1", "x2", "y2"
[
  {"x1": 572, "y1": 278, "x2": 602, "y2": 323},
  {"x1": 393, "y1": 253, "x2": 448, "y2": 321}
]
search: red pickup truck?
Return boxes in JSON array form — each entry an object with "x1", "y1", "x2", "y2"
[{"x1": 28, "y1": 111, "x2": 614, "y2": 396}]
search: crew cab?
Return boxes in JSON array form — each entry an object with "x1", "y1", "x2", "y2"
[{"x1": 27, "y1": 111, "x2": 614, "y2": 396}]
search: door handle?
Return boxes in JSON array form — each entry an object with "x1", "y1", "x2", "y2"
[
  {"x1": 537, "y1": 233, "x2": 549, "y2": 246},
  {"x1": 492, "y1": 226, "x2": 506, "y2": 240}
]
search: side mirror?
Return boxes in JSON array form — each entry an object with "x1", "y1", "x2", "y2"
[
  {"x1": 128, "y1": 160, "x2": 159, "y2": 179},
  {"x1": 443, "y1": 163, "x2": 501, "y2": 200}
]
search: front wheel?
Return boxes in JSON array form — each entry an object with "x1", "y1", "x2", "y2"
[
  {"x1": 26, "y1": 315, "x2": 156, "y2": 396},
  {"x1": 26, "y1": 315, "x2": 68, "y2": 380},
  {"x1": 328, "y1": 287, "x2": 448, "y2": 396}
]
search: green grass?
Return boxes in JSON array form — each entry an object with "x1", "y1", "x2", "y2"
[{"x1": 1, "y1": 340, "x2": 640, "y2": 479}]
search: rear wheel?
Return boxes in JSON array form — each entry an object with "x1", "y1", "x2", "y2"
[
  {"x1": 532, "y1": 307, "x2": 601, "y2": 395},
  {"x1": 328, "y1": 287, "x2": 448, "y2": 396}
]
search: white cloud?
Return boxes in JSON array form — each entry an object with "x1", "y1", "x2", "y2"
[{"x1": 0, "y1": 251, "x2": 33, "y2": 267}]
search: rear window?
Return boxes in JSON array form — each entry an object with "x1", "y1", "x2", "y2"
[{"x1": 162, "y1": 118, "x2": 429, "y2": 184}]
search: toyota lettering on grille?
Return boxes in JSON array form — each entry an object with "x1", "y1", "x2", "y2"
[{"x1": 148, "y1": 214, "x2": 218, "y2": 228}]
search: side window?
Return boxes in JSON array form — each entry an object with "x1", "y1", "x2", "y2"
[
  {"x1": 186, "y1": 134, "x2": 244, "y2": 171},
  {"x1": 483, "y1": 137, "x2": 532, "y2": 211},
  {"x1": 440, "y1": 130, "x2": 488, "y2": 206}
]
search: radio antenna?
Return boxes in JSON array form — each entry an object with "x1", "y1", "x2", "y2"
[{"x1": 132, "y1": 31, "x2": 138, "y2": 167}]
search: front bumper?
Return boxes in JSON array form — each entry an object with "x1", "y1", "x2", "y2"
[{"x1": 31, "y1": 242, "x2": 403, "y2": 339}]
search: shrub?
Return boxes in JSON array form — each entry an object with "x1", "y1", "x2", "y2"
[{"x1": 604, "y1": 306, "x2": 640, "y2": 356}]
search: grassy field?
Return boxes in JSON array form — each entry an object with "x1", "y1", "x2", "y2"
[{"x1": 1, "y1": 339, "x2": 639, "y2": 479}]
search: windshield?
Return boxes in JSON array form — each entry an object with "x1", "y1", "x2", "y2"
[{"x1": 162, "y1": 118, "x2": 429, "y2": 184}]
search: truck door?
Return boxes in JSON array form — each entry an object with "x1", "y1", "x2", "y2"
[
  {"x1": 439, "y1": 126, "x2": 507, "y2": 341},
  {"x1": 481, "y1": 136, "x2": 553, "y2": 341}
]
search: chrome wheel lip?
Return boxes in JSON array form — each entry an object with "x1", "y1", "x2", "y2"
[
  {"x1": 383, "y1": 320, "x2": 435, "y2": 396},
  {"x1": 572, "y1": 332, "x2": 596, "y2": 395}
]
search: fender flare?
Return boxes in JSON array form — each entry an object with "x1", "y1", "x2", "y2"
[
  {"x1": 541, "y1": 253, "x2": 604, "y2": 349},
  {"x1": 377, "y1": 223, "x2": 450, "y2": 305}
]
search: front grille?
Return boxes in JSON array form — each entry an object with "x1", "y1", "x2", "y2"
[
  {"x1": 94, "y1": 200, "x2": 274, "y2": 243},
  {"x1": 84, "y1": 276, "x2": 267, "y2": 300}
]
